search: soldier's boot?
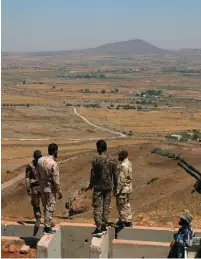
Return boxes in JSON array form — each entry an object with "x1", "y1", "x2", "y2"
[
  {"x1": 101, "y1": 225, "x2": 107, "y2": 234},
  {"x1": 125, "y1": 221, "x2": 133, "y2": 227},
  {"x1": 43, "y1": 227, "x2": 56, "y2": 235}
]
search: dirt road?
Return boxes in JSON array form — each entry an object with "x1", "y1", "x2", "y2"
[{"x1": 2, "y1": 107, "x2": 126, "y2": 189}]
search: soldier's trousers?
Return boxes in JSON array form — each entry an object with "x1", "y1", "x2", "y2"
[
  {"x1": 116, "y1": 193, "x2": 132, "y2": 222},
  {"x1": 31, "y1": 186, "x2": 41, "y2": 221},
  {"x1": 92, "y1": 190, "x2": 111, "y2": 229},
  {"x1": 41, "y1": 190, "x2": 56, "y2": 228}
]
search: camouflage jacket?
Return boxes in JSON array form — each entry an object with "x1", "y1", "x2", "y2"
[
  {"x1": 37, "y1": 155, "x2": 61, "y2": 193},
  {"x1": 116, "y1": 158, "x2": 133, "y2": 195},
  {"x1": 90, "y1": 152, "x2": 117, "y2": 191},
  {"x1": 25, "y1": 161, "x2": 39, "y2": 187}
]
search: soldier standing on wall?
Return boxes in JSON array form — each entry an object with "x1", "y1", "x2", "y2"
[
  {"x1": 86, "y1": 140, "x2": 117, "y2": 237},
  {"x1": 115, "y1": 149, "x2": 133, "y2": 229},
  {"x1": 25, "y1": 150, "x2": 43, "y2": 227},
  {"x1": 37, "y1": 143, "x2": 63, "y2": 234}
]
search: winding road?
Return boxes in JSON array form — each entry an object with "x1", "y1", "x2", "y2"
[
  {"x1": 2, "y1": 107, "x2": 126, "y2": 190},
  {"x1": 2, "y1": 107, "x2": 126, "y2": 141}
]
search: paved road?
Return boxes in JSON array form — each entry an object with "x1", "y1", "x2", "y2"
[{"x1": 2, "y1": 107, "x2": 126, "y2": 189}]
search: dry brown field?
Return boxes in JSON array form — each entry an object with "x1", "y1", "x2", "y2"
[
  {"x1": 2, "y1": 51, "x2": 201, "y2": 227},
  {"x1": 78, "y1": 108, "x2": 201, "y2": 134}
]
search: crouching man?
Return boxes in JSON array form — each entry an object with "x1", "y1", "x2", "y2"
[
  {"x1": 115, "y1": 149, "x2": 133, "y2": 228},
  {"x1": 168, "y1": 213, "x2": 194, "y2": 258}
]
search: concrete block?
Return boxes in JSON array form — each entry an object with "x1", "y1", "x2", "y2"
[
  {"x1": 89, "y1": 232, "x2": 109, "y2": 258},
  {"x1": 1, "y1": 222, "x2": 43, "y2": 238},
  {"x1": 37, "y1": 227, "x2": 61, "y2": 258},
  {"x1": 117, "y1": 226, "x2": 174, "y2": 242},
  {"x1": 113, "y1": 239, "x2": 170, "y2": 258},
  {"x1": 61, "y1": 223, "x2": 94, "y2": 258}
]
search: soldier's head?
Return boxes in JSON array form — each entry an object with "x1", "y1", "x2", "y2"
[
  {"x1": 33, "y1": 150, "x2": 42, "y2": 161},
  {"x1": 48, "y1": 143, "x2": 58, "y2": 158},
  {"x1": 118, "y1": 149, "x2": 128, "y2": 161},
  {"x1": 96, "y1": 140, "x2": 107, "y2": 154},
  {"x1": 179, "y1": 212, "x2": 193, "y2": 226}
]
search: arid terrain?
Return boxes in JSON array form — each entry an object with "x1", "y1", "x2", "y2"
[{"x1": 2, "y1": 39, "x2": 201, "y2": 228}]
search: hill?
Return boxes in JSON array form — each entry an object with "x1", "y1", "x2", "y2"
[{"x1": 87, "y1": 39, "x2": 167, "y2": 55}]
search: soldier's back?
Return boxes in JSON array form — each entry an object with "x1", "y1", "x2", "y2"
[{"x1": 92, "y1": 152, "x2": 116, "y2": 191}]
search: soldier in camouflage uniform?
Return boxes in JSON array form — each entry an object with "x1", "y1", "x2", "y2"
[
  {"x1": 25, "y1": 150, "x2": 42, "y2": 226},
  {"x1": 86, "y1": 140, "x2": 117, "y2": 237},
  {"x1": 115, "y1": 149, "x2": 133, "y2": 228},
  {"x1": 37, "y1": 143, "x2": 63, "y2": 234}
]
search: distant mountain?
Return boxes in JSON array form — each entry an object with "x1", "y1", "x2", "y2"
[{"x1": 85, "y1": 39, "x2": 168, "y2": 55}]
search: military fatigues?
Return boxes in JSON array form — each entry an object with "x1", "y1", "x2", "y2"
[
  {"x1": 25, "y1": 162, "x2": 41, "y2": 220},
  {"x1": 37, "y1": 155, "x2": 61, "y2": 228},
  {"x1": 90, "y1": 152, "x2": 117, "y2": 229},
  {"x1": 116, "y1": 158, "x2": 133, "y2": 223}
]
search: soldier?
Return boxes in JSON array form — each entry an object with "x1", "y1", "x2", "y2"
[
  {"x1": 37, "y1": 143, "x2": 63, "y2": 234},
  {"x1": 86, "y1": 140, "x2": 117, "y2": 237},
  {"x1": 115, "y1": 149, "x2": 133, "y2": 228},
  {"x1": 168, "y1": 213, "x2": 194, "y2": 258},
  {"x1": 25, "y1": 150, "x2": 42, "y2": 226}
]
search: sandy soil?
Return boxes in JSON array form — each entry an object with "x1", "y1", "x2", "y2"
[{"x1": 2, "y1": 141, "x2": 201, "y2": 228}]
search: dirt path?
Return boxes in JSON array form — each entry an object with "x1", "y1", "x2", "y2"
[
  {"x1": 73, "y1": 107, "x2": 126, "y2": 138},
  {"x1": 2, "y1": 107, "x2": 126, "y2": 141},
  {"x1": 1, "y1": 156, "x2": 79, "y2": 190},
  {"x1": 2, "y1": 107, "x2": 126, "y2": 189}
]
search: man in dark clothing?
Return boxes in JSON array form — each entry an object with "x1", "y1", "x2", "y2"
[
  {"x1": 168, "y1": 213, "x2": 194, "y2": 258},
  {"x1": 25, "y1": 150, "x2": 42, "y2": 226},
  {"x1": 86, "y1": 140, "x2": 117, "y2": 237}
]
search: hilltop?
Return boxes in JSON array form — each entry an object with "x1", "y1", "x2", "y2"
[{"x1": 86, "y1": 39, "x2": 167, "y2": 55}]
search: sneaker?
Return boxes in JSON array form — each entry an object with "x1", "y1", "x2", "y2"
[
  {"x1": 43, "y1": 227, "x2": 56, "y2": 235},
  {"x1": 92, "y1": 228, "x2": 103, "y2": 237},
  {"x1": 125, "y1": 222, "x2": 133, "y2": 227},
  {"x1": 101, "y1": 225, "x2": 107, "y2": 234}
]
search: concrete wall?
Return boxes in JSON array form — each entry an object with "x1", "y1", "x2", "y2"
[
  {"x1": 1, "y1": 221, "x2": 43, "y2": 239},
  {"x1": 89, "y1": 234, "x2": 109, "y2": 258},
  {"x1": 37, "y1": 227, "x2": 61, "y2": 258},
  {"x1": 113, "y1": 239, "x2": 170, "y2": 258},
  {"x1": 60, "y1": 223, "x2": 94, "y2": 258}
]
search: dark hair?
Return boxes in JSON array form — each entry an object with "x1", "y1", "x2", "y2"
[
  {"x1": 33, "y1": 150, "x2": 42, "y2": 160},
  {"x1": 118, "y1": 149, "x2": 128, "y2": 158},
  {"x1": 33, "y1": 150, "x2": 42, "y2": 167},
  {"x1": 96, "y1": 140, "x2": 107, "y2": 153},
  {"x1": 48, "y1": 143, "x2": 58, "y2": 155}
]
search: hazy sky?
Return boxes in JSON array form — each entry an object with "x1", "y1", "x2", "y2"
[{"x1": 2, "y1": 0, "x2": 201, "y2": 52}]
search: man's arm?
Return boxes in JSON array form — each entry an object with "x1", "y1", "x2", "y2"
[
  {"x1": 52, "y1": 163, "x2": 62, "y2": 198},
  {"x1": 112, "y1": 161, "x2": 118, "y2": 193},
  {"x1": 25, "y1": 165, "x2": 32, "y2": 195}
]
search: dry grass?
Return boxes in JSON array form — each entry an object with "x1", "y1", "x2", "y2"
[{"x1": 78, "y1": 108, "x2": 201, "y2": 133}]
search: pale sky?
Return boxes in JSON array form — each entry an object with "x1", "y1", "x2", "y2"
[{"x1": 2, "y1": 0, "x2": 201, "y2": 52}]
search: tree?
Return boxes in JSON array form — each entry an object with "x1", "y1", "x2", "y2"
[
  {"x1": 23, "y1": 80, "x2": 26, "y2": 85},
  {"x1": 115, "y1": 88, "x2": 119, "y2": 93},
  {"x1": 101, "y1": 89, "x2": 106, "y2": 94}
]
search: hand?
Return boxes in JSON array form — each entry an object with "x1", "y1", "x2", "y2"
[
  {"x1": 58, "y1": 190, "x2": 63, "y2": 200},
  {"x1": 27, "y1": 188, "x2": 32, "y2": 196}
]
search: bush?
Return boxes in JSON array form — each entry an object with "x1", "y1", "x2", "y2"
[{"x1": 101, "y1": 89, "x2": 106, "y2": 94}]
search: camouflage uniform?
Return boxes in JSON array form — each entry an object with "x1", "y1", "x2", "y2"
[
  {"x1": 116, "y1": 158, "x2": 133, "y2": 222},
  {"x1": 25, "y1": 162, "x2": 41, "y2": 220},
  {"x1": 37, "y1": 155, "x2": 61, "y2": 228},
  {"x1": 90, "y1": 152, "x2": 117, "y2": 229}
]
